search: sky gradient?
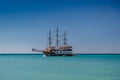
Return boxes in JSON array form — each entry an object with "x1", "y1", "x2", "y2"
[{"x1": 0, "y1": 0, "x2": 120, "y2": 53}]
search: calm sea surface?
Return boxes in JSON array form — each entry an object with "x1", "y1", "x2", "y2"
[{"x1": 0, "y1": 54, "x2": 120, "y2": 80}]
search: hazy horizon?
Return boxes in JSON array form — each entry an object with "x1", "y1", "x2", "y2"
[
  {"x1": 0, "y1": 0, "x2": 120, "y2": 53},
  {"x1": 0, "y1": 52, "x2": 120, "y2": 54}
]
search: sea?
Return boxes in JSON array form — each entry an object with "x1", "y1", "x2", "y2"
[{"x1": 0, "y1": 54, "x2": 120, "y2": 80}]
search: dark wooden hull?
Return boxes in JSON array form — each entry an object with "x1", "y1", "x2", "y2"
[{"x1": 43, "y1": 51, "x2": 74, "y2": 56}]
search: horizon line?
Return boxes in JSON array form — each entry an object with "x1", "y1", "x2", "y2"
[{"x1": 0, "y1": 53, "x2": 120, "y2": 55}]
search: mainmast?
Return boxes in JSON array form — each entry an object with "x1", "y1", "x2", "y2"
[
  {"x1": 56, "y1": 28, "x2": 59, "y2": 50},
  {"x1": 48, "y1": 30, "x2": 52, "y2": 47},
  {"x1": 64, "y1": 31, "x2": 67, "y2": 46}
]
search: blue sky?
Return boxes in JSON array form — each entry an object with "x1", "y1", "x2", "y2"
[{"x1": 0, "y1": 0, "x2": 120, "y2": 53}]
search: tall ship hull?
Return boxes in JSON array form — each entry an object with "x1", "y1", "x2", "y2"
[
  {"x1": 43, "y1": 48, "x2": 73, "y2": 56},
  {"x1": 32, "y1": 28, "x2": 74, "y2": 56},
  {"x1": 43, "y1": 52, "x2": 73, "y2": 56}
]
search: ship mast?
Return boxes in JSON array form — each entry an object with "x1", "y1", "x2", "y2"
[
  {"x1": 48, "y1": 30, "x2": 52, "y2": 47},
  {"x1": 56, "y1": 28, "x2": 59, "y2": 50},
  {"x1": 64, "y1": 31, "x2": 67, "y2": 46}
]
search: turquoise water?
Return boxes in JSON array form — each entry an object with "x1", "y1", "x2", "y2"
[{"x1": 0, "y1": 54, "x2": 120, "y2": 80}]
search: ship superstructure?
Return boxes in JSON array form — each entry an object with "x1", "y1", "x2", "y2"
[{"x1": 32, "y1": 28, "x2": 74, "y2": 56}]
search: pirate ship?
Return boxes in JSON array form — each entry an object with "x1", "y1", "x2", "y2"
[{"x1": 32, "y1": 28, "x2": 74, "y2": 56}]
